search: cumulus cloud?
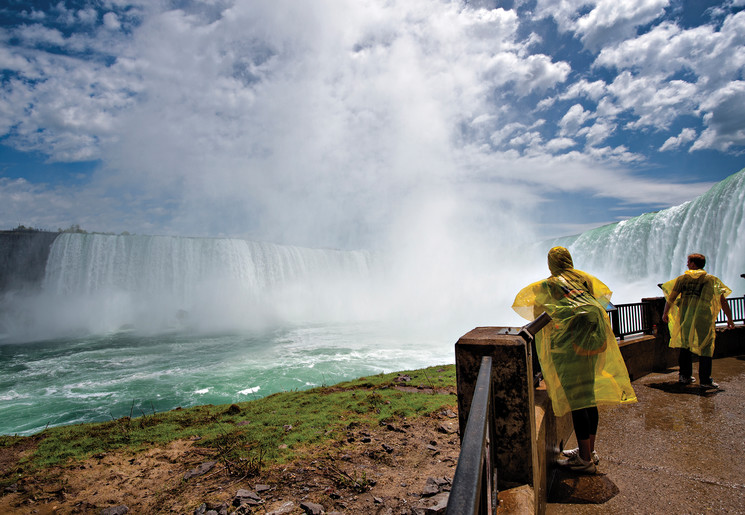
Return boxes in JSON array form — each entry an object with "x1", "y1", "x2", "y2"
[
  {"x1": 593, "y1": 11, "x2": 745, "y2": 134},
  {"x1": 535, "y1": 0, "x2": 669, "y2": 51},
  {"x1": 0, "y1": 0, "x2": 742, "y2": 244},
  {"x1": 559, "y1": 104, "x2": 592, "y2": 136},
  {"x1": 660, "y1": 128, "x2": 697, "y2": 151},
  {"x1": 693, "y1": 81, "x2": 745, "y2": 151}
]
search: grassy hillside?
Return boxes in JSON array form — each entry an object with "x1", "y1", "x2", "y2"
[{"x1": 1, "y1": 364, "x2": 457, "y2": 485}]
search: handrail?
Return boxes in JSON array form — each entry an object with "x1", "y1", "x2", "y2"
[
  {"x1": 448, "y1": 314, "x2": 550, "y2": 514},
  {"x1": 607, "y1": 296, "x2": 745, "y2": 340},
  {"x1": 518, "y1": 311, "x2": 551, "y2": 342},
  {"x1": 447, "y1": 355, "x2": 495, "y2": 515},
  {"x1": 718, "y1": 296, "x2": 745, "y2": 324},
  {"x1": 610, "y1": 302, "x2": 651, "y2": 340}
]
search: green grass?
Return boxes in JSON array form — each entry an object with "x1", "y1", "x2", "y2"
[{"x1": 0, "y1": 364, "x2": 456, "y2": 483}]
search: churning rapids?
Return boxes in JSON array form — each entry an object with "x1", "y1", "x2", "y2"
[{"x1": 1, "y1": 168, "x2": 743, "y2": 435}]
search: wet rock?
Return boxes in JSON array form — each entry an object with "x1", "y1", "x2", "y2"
[
  {"x1": 233, "y1": 488, "x2": 263, "y2": 506},
  {"x1": 300, "y1": 500, "x2": 325, "y2": 514},
  {"x1": 193, "y1": 502, "x2": 228, "y2": 515},
  {"x1": 437, "y1": 422, "x2": 457, "y2": 435},
  {"x1": 266, "y1": 502, "x2": 295, "y2": 515},
  {"x1": 413, "y1": 491, "x2": 449, "y2": 514},
  {"x1": 100, "y1": 506, "x2": 129, "y2": 515},
  {"x1": 184, "y1": 461, "x2": 217, "y2": 480},
  {"x1": 421, "y1": 478, "x2": 440, "y2": 497},
  {"x1": 421, "y1": 477, "x2": 451, "y2": 497}
]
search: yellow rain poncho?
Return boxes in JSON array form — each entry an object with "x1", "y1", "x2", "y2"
[
  {"x1": 512, "y1": 247, "x2": 637, "y2": 417},
  {"x1": 661, "y1": 269, "x2": 732, "y2": 357}
]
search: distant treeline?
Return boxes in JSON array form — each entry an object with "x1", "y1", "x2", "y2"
[{"x1": 6, "y1": 224, "x2": 133, "y2": 236}]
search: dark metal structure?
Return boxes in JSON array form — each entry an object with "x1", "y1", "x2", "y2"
[
  {"x1": 447, "y1": 314, "x2": 551, "y2": 515},
  {"x1": 447, "y1": 355, "x2": 496, "y2": 515}
]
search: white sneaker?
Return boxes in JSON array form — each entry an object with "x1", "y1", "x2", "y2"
[
  {"x1": 561, "y1": 447, "x2": 599, "y2": 465},
  {"x1": 557, "y1": 453, "x2": 596, "y2": 473}
]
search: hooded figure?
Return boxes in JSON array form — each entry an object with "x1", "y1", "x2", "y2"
[
  {"x1": 512, "y1": 247, "x2": 636, "y2": 417},
  {"x1": 661, "y1": 269, "x2": 731, "y2": 358},
  {"x1": 661, "y1": 253, "x2": 734, "y2": 388}
]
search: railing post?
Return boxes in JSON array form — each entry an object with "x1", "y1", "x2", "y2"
[
  {"x1": 455, "y1": 327, "x2": 536, "y2": 488},
  {"x1": 607, "y1": 302, "x2": 621, "y2": 339},
  {"x1": 642, "y1": 296, "x2": 677, "y2": 371}
]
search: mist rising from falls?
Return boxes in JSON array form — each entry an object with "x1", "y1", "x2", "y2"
[
  {"x1": 555, "y1": 168, "x2": 745, "y2": 300},
  {"x1": 4, "y1": 168, "x2": 743, "y2": 343}
]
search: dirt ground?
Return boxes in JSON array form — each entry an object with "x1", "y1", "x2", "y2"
[{"x1": 0, "y1": 407, "x2": 461, "y2": 514}]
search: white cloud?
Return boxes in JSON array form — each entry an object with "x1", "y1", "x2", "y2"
[
  {"x1": 545, "y1": 137, "x2": 576, "y2": 152},
  {"x1": 535, "y1": 0, "x2": 669, "y2": 51},
  {"x1": 591, "y1": 11, "x2": 745, "y2": 138},
  {"x1": 660, "y1": 128, "x2": 697, "y2": 151},
  {"x1": 693, "y1": 81, "x2": 745, "y2": 151},
  {"x1": 103, "y1": 12, "x2": 121, "y2": 30},
  {"x1": 580, "y1": 120, "x2": 616, "y2": 147},
  {"x1": 559, "y1": 103, "x2": 592, "y2": 136},
  {"x1": 0, "y1": 0, "x2": 742, "y2": 246},
  {"x1": 561, "y1": 79, "x2": 607, "y2": 102}
]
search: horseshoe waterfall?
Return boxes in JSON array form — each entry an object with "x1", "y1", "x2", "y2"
[{"x1": 1, "y1": 167, "x2": 744, "y2": 436}]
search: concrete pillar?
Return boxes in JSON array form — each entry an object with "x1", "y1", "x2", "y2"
[
  {"x1": 455, "y1": 327, "x2": 536, "y2": 488},
  {"x1": 643, "y1": 296, "x2": 678, "y2": 371}
]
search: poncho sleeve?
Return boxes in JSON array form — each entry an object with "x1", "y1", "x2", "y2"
[{"x1": 511, "y1": 280, "x2": 545, "y2": 320}]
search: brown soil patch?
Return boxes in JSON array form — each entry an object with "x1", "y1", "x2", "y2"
[{"x1": 0, "y1": 409, "x2": 461, "y2": 514}]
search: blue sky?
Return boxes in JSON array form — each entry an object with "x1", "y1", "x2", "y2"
[{"x1": 1, "y1": 0, "x2": 744, "y2": 249}]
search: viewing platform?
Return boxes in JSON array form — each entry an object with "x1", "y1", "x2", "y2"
[
  {"x1": 449, "y1": 295, "x2": 745, "y2": 514},
  {"x1": 547, "y1": 355, "x2": 745, "y2": 513}
]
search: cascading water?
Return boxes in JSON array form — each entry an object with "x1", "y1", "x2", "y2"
[
  {"x1": 3, "y1": 235, "x2": 457, "y2": 436},
  {"x1": 552, "y1": 168, "x2": 745, "y2": 299},
  {"x1": 11, "y1": 233, "x2": 377, "y2": 338},
  {"x1": 3, "y1": 168, "x2": 745, "y2": 436}
]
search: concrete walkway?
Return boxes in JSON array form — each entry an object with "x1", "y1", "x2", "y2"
[{"x1": 546, "y1": 355, "x2": 745, "y2": 514}]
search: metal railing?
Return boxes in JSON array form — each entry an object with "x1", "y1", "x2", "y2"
[
  {"x1": 447, "y1": 313, "x2": 551, "y2": 515},
  {"x1": 607, "y1": 296, "x2": 745, "y2": 340},
  {"x1": 447, "y1": 355, "x2": 496, "y2": 515},
  {"x1": 717, "y1": 296, "x2": 745, "y2": 324},
  {"x1": 607, "y1": 301, "x2": 651, "y2": 340}
]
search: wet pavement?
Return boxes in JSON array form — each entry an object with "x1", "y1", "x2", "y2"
[{"x1": 547, "y1": 355, "x2": 745, "y2": 514}]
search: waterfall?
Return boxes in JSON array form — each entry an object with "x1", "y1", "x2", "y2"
[
  {"x1": 43, "y1": 233, "x2": 372, "y2": 299},
  {"x1": 1, "y1": 234, "x2": 376, "y2": 340},
  {"x1": 553, "y1": 167, "x2": 745, "y2": 299}
]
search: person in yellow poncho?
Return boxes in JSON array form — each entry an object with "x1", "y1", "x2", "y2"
[
  {"x1": 661, "y1": 253, "x2": 734, "y2": 388},
  {"x1": 512, "y1": 247, "x2": 636, "y2": 473}
]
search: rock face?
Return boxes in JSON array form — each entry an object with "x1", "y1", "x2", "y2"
[{"x1": 0, "y1": 230, "x2": 58, "y2": 291}]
